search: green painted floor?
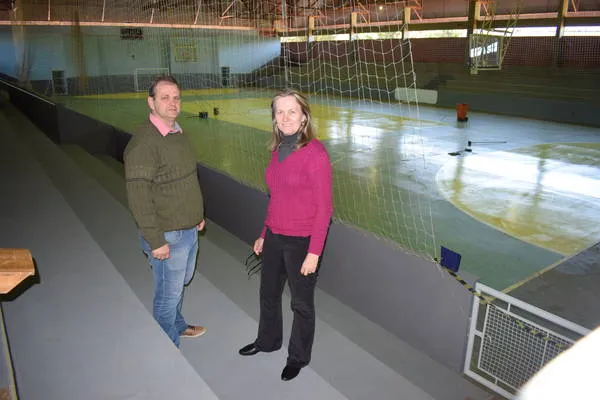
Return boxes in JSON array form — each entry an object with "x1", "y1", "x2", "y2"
[{"x1": 54, "y1": 89, "x2": 600, "y2": 290}]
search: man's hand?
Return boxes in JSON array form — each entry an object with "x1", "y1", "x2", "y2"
[
  {"x1": 300, "y1": 253, "x2": 319, "y2": 276},
  {"x1": 197, "y1": 220, "x2": 206, "y2": 231},
  {"x1": 152, "y1": 244, "x2": 170, "y2": 260}
]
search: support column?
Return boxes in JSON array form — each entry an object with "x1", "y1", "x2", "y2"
[
  {"x1": 466, "y1": 0, "x2": 481, "y2": 66},
  {"x1": 556, "y1": 0, "x2": 569, "y2": 38},
  {"x1": 402, "y1": 7, "x2": 411, "y2": 39},
  {"x1": 553, "y1": 0, "x2": 570, "y2": 66},
  {"x1": 307, "y1": 15, "x2": 315, "y2": 41}
]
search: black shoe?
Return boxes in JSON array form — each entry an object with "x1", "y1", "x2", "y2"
[
  {"x1": 281, "y1": 366, "x2": 301, "y2": 381},
  {"x1": 239, "y1": 343, "x2": 261, "y2": 356}
]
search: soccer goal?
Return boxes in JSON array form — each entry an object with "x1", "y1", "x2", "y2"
[{"x1": 133, "y1": 68, "x2": 170, "y2": 92}]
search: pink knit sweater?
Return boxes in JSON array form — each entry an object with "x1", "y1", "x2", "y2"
[{"x1": 260, "y1": 139, "x2": 333, "y2": 256}]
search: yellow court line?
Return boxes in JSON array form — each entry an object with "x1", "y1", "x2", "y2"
[
  {"x1": 73, "y1": 92, "x2": 147, "y2": 100},
  {"x1": 501, "y1": 243, "x2": 597, "y2": 293},
  {"x1": 435, "y1": 169, "x2": 573, "y2": 258},
  {"x1": 439, "y1": 187, "x2": 571, "y2": 256},
  {"x1": 72, "y1": 90, "x2": 443, "y2": 126},
  {"x1": 502, "y1": 259, "x2": 565, "y2": 294},
  {"x1": 435, "y1": 142, "x2": 600, "y2": 258},
  {"x1": 73, "y1": 88, "x2": 242, "y2": 100},
  {"x1": 184, "y1": 97, "x2": 443, "y2": 135}
]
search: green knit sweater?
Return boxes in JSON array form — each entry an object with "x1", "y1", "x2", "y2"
[{"x1": 124, "y1": 121, "x2": 204, "y2": 250}]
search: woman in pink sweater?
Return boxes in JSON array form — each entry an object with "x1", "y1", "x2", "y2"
[{"x1": 239, "y1": 89, "x2": 333, "y2": 382}]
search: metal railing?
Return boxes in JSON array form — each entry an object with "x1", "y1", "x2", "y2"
[{"x1": 464, "y1": 282, "x2": 590, "y2": 399}]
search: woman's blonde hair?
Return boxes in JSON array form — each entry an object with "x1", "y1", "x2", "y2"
[{"x1": 269, "y1": 88, "x2": 315, "y2": 151}]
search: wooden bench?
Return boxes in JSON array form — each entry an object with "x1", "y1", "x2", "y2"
[{"x1": 0, "y1": 249, "x2": 35, "y2": 294}]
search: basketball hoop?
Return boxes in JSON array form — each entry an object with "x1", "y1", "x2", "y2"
[{"x1": 469, "y1": 33, "x2": 503, "y2": 75}]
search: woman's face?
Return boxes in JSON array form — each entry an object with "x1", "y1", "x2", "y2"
[{"x1": 274, "y1": 95, "x2": 306, "y2": 136}]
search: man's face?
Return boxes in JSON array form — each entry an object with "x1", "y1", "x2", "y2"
[{"x1": 147, "y1": 81, "x2": 181, "y2": 126}]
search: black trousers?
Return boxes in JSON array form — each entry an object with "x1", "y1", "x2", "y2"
[{"x1": 256, "y1": 229, "x2": 318, "y2": 368}]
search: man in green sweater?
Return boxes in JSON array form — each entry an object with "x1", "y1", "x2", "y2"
[{"x1": 124, "y1": 75, "x2": 206, "y2": 347}]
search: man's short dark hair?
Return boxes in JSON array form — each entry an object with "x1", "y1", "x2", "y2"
[{"x1": 148, "y1": 75, "x2": 179, "y2": 98}]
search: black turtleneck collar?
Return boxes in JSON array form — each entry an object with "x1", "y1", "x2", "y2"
[{"x1": 278, "y1": 132, "x2": 299, "y2": 162}]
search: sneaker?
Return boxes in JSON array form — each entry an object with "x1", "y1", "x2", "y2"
[{"x1": 181, "y1": 325, "x2": 207, "y2": 338}]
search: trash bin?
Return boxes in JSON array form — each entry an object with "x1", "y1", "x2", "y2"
[{"x1": 456, "y1": 103, "x2": 469, "y2": 122}]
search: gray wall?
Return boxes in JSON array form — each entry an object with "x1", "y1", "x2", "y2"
[
  {"x1": 0, "y1": 26, "x2": 69, "y2": 81},
  {"x1": 217, "y1": 34, "x2": 280, "y2": 75},
  {"x1": 0, "y1": 25, "x2": 279, "y2": 83},
  {"x1": 438, "y1": 90, "x2": 600, "y2": 127},
  {"x1": 170, "y1": 36, "x2": 218, "y2": 75},
  {"x1": 84, "y1": 28, "x2": 166, "y2": 76},
  {"x1": 0, "y1": 27, "x2": 17, "y2": 77},
  {"x1": 322, "y1": 223, "x2": 474, "y2": 372}
]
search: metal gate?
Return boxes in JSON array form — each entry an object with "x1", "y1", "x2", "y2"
[{"x1": 464, "y1": 283, "x2": 590, "y2": 399}]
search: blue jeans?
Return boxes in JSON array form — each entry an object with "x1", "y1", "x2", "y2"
[{"x1": 141, "y1": 227, "x2": 198, "y2": 347}]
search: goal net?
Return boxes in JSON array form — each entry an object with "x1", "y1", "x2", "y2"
[
  {"x1": 134, "y1": 68, "x2": 170, "y2": 92},
  {"x1": 4, "y1": 0, "x2": 437, "y2": 260}
]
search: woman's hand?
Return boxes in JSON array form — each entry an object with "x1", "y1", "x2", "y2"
[
  {"x1": 254, "y1": 237, "x2": 264, "y2": 255},
  {"x1": 300, "y1": 253, "x2": 319, "y2": 276}
]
